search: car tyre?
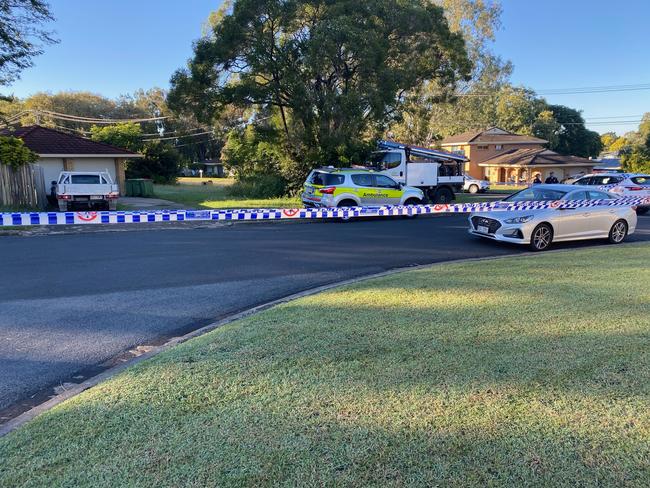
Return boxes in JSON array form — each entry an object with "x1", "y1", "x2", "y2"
[
  {"x1": 529, "y1": 223, "x2": 553, "y2": 251},
  {"x1": 337, "y1": 200, "x2": 357, "y2": 221},
  {"x1": 432, "y1": 187, "x2": 453, "y2": 204},
  {"x1": 608, "y1": 219, "x2": 628, "y2": 244},
  {"x1": 468, "y1": 184, "x2": 479, "y2": 194}
]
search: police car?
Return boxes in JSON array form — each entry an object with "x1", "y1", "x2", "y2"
[
  {"x1": 572, "y1": 173, "x2": 650, "y2": 214},
  {"x1": 301, "y1": 168, "x2": 424, "y2": 208}
]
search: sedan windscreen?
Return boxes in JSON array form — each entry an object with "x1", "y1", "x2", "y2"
[{"x1": 503, "y1": 188, "x2": 567, "y2": 202}]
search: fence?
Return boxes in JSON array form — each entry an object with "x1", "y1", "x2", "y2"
[{"x1": 0, "y1": 164, "x2": 45, "y2": 209}]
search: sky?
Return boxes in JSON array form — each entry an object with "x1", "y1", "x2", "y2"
[{"x1": 5, "y1": 0, "x2": 650, "y2": 135}]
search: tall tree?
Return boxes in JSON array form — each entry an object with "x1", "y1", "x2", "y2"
[
  {"x1": 389, "y1": 0, "x2": 511, "y2": 144},
  {"x1": 0, "y1": 0, "x2": 57, "y2": 85},
  {"x1": 169, "y1": 0, "x2": 471, "y2": 186},
  {"x1": 546, "y1": 105, "x2": 602, "y2": 157}
]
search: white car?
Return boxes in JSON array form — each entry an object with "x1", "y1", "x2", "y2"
[
  {"x1": 468, "y1": 184, "x2": 637, "y2": 251},
  {"x1": 463, "y1": 176, "x2": 490, "y2": 193},
  {"x1": 572, "y1": 173, "x2": 650, "y2": 215}
]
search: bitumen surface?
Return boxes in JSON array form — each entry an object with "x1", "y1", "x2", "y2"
[{"x1": 1, "y1": 214, "x2": 649, "y2": 418}]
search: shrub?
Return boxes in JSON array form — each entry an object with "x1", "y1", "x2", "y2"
[
  {"x1": 0, "y1": 136, "x2": 38, "y2": 169},
  {"x1": 126, "y1": 142, "x2": 186, "y2": 184},
  {"x1": 227, "y1": 174, "x2": 288, "y2": 199}
]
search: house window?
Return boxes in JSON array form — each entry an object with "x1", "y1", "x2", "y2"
[
  {"x1": 495, "y1": 144, "x2": 503, "y2": 150},
  {"x1": 464, "y1": 162, "x2": 470, "y2": 172},
  {"x1": 477, "y1": 145, "x2": 489, "y2": 150}
]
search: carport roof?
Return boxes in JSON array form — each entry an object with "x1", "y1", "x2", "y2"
[
  {"x1": 478, "y1": 148, "x2": 594, "y2": 167},
  {"x1": 0, "y1": 125, "x2": 141, "y2": 157}
]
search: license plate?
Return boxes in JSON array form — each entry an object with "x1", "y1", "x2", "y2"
[
  {"x1": 90, "y1": 195, "x2": 104, "y2": 200},
  {"x1": 477, "y1": 225, "x2": 489, "y2": 234}
]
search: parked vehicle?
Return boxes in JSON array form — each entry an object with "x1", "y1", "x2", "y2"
[
  {"x1": 55, "y1": 171, "x2": 120, "y2": 211},
  {"x1": 368, "y1": 140, "x2": 466, "y2": 203},
  {"x1": 572, "y1": 172, "x2": 650, "y2": 214},
  {"x1": 463, "y1": 175, "x2": 490, "y2": 193},
  {"x1": 302, "y1": 168, "x2": 424, "y2": 208},
  {"x1": 468, "y1": 184, "x2": 637, "y2": 251}
]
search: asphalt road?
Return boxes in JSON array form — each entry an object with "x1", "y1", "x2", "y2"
[{"x1": 1, "y1": 214, "x2": 649, "y2": 416}]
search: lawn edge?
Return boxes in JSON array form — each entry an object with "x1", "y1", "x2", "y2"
[{"x1": 1, "y1": 241, "x2": 647, "y2": 437}]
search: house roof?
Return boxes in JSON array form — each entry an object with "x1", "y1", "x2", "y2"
[
  {"x1": 478, "y1": 148, "x2": 594, "y2": 168},
  {"x1": 440, "y1": 127, "x2": 548, "y2": 146},
  {"x1": 0, "y1": 125, "x2": 141, "y2": 157}
]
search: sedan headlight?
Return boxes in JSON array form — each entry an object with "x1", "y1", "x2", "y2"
[{"x1": 504, "y1": 215, "x2": 534, "y2": 224}]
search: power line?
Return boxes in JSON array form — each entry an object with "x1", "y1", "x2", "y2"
[
  {"x1": 458, "y1": 83, "x2": 650, "y2": 97},
  {"x1": 584, "y1": 115, "x2": 645, "y2": 120},
  {"x1": 142, "y1": 130, "x2": 214, "y2": 142}
]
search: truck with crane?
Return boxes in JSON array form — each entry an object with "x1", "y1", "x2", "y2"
[{"x1": 368, "y1": 140, "x2": 467, "y2": 203}]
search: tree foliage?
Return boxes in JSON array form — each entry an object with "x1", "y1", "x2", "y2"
[
  {"x1": 0, "y1": 135, "x2": 38, "y2": 169},
  {"x1": 620, "y1": 113, "x2": 650, "y2": 173},
  {"x1": 542, "y1": 104, "x2": 602, "y2": 158},
  {"x1": 169, "y1": 0, "x2": 471, "y2": 188},
  {"x1": 126, "y1": 142, "x2": 186, "y2": 184},
  {"x1": 90, "y1": 123, "x2": 143, "y2": 152},
  {"x1": 0, "y1": 0, "x2": 57, "y2": 85}
]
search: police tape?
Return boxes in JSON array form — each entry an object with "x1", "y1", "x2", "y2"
[{"x1": 1, "y1": 197, "x2": 648, "y2": 227}]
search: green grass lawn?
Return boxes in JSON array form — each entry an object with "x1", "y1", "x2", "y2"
[
  {"x1": 153, "y1": 178, "x2": 509, "y2": 209},
  {"x1": 2, "y1": 246, "x2": 649, "y2": 487},
  {"x1": 153, "y1": 178, "x2": 300, "y2": 209}
]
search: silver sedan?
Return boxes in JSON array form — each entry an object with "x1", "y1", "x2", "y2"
[{"x1": 468, "y1": 184, "x2": 637, "y2": 251}]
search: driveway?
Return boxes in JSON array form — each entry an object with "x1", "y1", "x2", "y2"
[{"x1": 1, "y1": 214, "x2": 649, "y2": 419}]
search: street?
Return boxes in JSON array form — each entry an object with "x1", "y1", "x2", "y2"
[{"x1": 1, "y1": 214, "x2": 649, "y2": 418}]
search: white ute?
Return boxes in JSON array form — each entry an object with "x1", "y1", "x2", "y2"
[{"x1": 55, "y1": 171, "x2": 120, "y2": 211}]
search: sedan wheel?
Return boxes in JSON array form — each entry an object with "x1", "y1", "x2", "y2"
[
  {"x1": 529, "y1": 223, "x2": 553, "y2": 251},
  {"x1": 608, "y1": 219, "x2": 628, "y2": 244},
  {"x1": 468, "y1": 184, "x2": 479, "y2": 194}
]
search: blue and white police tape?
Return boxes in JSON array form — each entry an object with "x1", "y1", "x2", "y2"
[{"x1": 1, "y1": 197, "x2": 648, "y2": 227}]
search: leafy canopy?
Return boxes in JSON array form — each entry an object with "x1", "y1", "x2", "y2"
[
  {"x1": 90, "y1": 123, "x2": 143, "y2": 152},
  {"x1": 169, "y1": 0, "x2": 471, "y2": 186},
  {"x1": 0, "y1": 0, "x2": 57, "y2": 85},
  {"x1": 621, "y1": 113, "x2": 650, "y2": 173}
]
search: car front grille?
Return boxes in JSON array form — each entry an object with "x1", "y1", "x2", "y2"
[{"x1": 471, "y1": 216, "x2": 502, "y2": 234}]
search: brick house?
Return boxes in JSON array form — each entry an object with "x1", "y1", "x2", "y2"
[
  {"x1": 478, "y1": 148, "x2": 594, "y2": 184},
  {"x1": 440, "y1": 127, "x2": 547, "y2": 180}
]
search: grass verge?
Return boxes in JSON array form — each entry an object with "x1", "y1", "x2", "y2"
[
  {"x1": 1, "y1": 246, "x2": 649, "y2": 486},
  {"x1": 154, "y1": 178, "x2": 299, "y2": 209}
]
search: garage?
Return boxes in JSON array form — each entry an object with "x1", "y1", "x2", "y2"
[{"x1": 2, "y1": 125, "x2": 141, "y2": 195}]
